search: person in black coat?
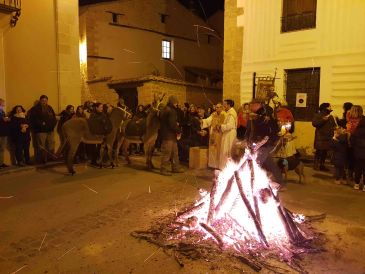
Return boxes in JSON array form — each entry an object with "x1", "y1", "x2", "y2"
[
  {"x1": 245, "y1": 101, "x2": 283, "y2": 186},
  {"x1": 0, "y1": 98, "x2": 10, "y2": 168},
  {"x1": 337, "y1": 102, "x2": 353, "y2": 129},
  {"x1": 88, "y1": 103, "x2": 113, "y2": 166},
  {"x1": 159, "y1": 95, "x2": 183, "y2": 175},
  {"x1": 312, "y1": 103, "x2": 337, "y2": 171},
  {"x1": 88, "y1": 103, "x2": 112, "y2": 136},
  {"x1": 350, "y1": 116, "x2": 365, "y2": 191},
  {"x1": 28, "y1": 95, "x2": 57, "y2": 163},
  {"x1": 330, "y1": 128, "x2": 348, "y2": 184},
  {"x1": 9, "y1": 105, "x2": 31, "y2": 166}
]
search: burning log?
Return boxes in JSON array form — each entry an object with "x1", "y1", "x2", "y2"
[
  {"x1": 234, "y1": 170, "x2": 269, "y2": 247},
  {"x1": 214, "y1": 176, "x2": 234, "y2": 215},
  {"x1": 199, "y1": 223, "x2": 224, "y2": 248},
  {"x1": 207, "y1": 171, "x2": 219, "y2": 225},
  {"x1": 132, "y1": 137, "x2": 325, "y2": 273}
]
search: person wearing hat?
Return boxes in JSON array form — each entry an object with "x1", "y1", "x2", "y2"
[
  {"x1": 159, "y1": 95, "x2": 184, "y2": 176},
  {"x1": 312, "y1": 102, "x2": 337, "y2": 171},
  {"x1": 28, "y1": 95, "x2": 57, "y2": 164}
]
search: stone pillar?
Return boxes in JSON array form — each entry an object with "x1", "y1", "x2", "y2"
[
  {"x1": 54, "y1": 0, "x2": 81, "y2": 111},
  {"x1": 223, "y1": 0, "x2": 244, "y2": 107}
]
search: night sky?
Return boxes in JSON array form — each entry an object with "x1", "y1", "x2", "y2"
[{"x1": 79, "y1": 0, "x2": 224, "y2": 18}]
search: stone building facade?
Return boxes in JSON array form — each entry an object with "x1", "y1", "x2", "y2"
[
  {"x1": 79, "y1": 0, "x2": 223, "y2": 108},
  {"x1": 108, "y1": 76, "x2": 222, "y2": 110}
]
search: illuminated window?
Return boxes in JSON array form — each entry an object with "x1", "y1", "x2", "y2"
[{"x1": 162, "y1": 40, "x2": 173, "y2": 60}]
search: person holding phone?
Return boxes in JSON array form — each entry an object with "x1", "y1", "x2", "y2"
[{"x1": 312, "y1": 103, "x2": 337, "y2": 171}]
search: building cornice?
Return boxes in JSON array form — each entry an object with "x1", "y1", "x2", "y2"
[{"x1": 108, "y1": 75, "x2": 221, "y2": 90}]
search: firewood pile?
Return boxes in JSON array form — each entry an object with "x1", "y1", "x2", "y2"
[{"x1": 132, "y1": 138, "x2": 327, "y2": 273}]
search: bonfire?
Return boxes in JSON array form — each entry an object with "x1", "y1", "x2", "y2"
[{"x1": 132, "y1": 138, "x2": 325, "y2": 273}]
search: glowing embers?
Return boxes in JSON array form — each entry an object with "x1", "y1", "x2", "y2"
[
  {"x1": 176, "y1": 145, "x2": 307, "y2": 259},
  {"x1": 131, "y1": 140, "x2": 325, "y2": 272}
]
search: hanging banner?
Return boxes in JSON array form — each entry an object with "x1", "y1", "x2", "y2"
[{"x1": 255, "y1": 78, "x2": 275, "y2": 102}]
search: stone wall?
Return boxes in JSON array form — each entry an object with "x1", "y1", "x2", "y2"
[
  {"x1": 88, "y1": 80, "x2": 119, "y2": 105},
  {"x1": 110, "y1": 77, "x2": 222, "y2": 109},
  {"x1": 223, "y1": 0, "x2": 244, "y2": 107}
]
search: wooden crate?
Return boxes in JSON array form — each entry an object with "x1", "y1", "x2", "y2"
[{"x1": 189, "y1": 147, "x2": 208, "y2": 169}]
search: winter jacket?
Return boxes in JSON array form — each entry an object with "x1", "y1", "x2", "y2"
[
  {"x1": 350, "y1": 117, "x2": 365, "y2": 160},
  {"x1": 312, "y1": 112, "x2": 336, "y2": 150},
  {"x1": 28, "y1": 104, "x2": 57, "y2": 133},
  {"x1": 9, "y1": 114, "x2": 31, "y2": 143},
  {"x1": 245, "y1": 114, "x2": 280, "y2": 147},
  {"x1": 160, "y1": 104, "x2": 181, "y2": 141},
  {"x1": 330, "y1": 134, "x2": 348, "y2": 167}
]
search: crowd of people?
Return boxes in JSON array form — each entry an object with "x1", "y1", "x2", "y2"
[
  {"x1": 312, "y1": 102, "x2": 365, "y2": 191},
  {"x1": 1, "y1": 94, "x2": 365, "y2": 192}
]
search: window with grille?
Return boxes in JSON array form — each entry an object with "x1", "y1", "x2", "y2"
[
  {"x1": 285, "y1": 68, "x2": 320, "y2": 121},
  {"x1": 162, "y1": 40, "x2": 173, "y2": 60},
  {"x1": 281, "y1": 0, "x2": 317, "y2": 32}
]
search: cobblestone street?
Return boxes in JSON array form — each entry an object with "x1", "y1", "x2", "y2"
[{"x1": 1, "y1": 157, "x2": 365, "y2": 273}]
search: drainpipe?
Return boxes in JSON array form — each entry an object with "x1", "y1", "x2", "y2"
[{"x1": 53, "y1": 0, "x2": 61, "y2": 113}]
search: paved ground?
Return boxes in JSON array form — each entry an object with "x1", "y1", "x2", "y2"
[{"x1": 0, "y1": 157, "x2": 365, "y2": 274}]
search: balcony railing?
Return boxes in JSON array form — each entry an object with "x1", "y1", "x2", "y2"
[
  {"x1": 0, "y1": 0, "x2": 21, "y2": 13},
  {"x1": 281, "y1": 11, "x2": 316, "y2": 33}
]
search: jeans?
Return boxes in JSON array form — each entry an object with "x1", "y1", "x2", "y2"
[
  {"x1": 36, "y1": 132, "x2": 55, "y2": 162},
  {"x1": 0, "y1": 136, "x2": 7, "y2": 165},
  {"x1": 160, "y1": 139, "x2": 179, "y2": 172}
]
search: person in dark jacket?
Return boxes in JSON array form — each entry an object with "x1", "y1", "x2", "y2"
[
  {"x1": 57, "y1": 105, "x2": 74, "y2": 145},
  {"x1": 9, "y1": 105, "x2": 31, "y2": 166},
  {"x1": 350, "y1": 116, "x2": 365, "y2": 191},
  {"x1": 159, "y1": 95, "x2": 184, "y2": 176},
  {"x1": 337, "y1": 102, "x2": 353, "y2": 129},
  {"x1": 189, "y1": 108, "x2": 202, "y2": 147},
  {"x1": 88, "y1": 103, "x2": 112, "y2": 166},
  {"x1": 0, "y1": 98, "x2": 10, "y2": 168},
  {"x1": 245, "y1": 101, "x2": 283, "y2": 186},
  {"x1": 88, "y1": 103, "x2": 112, "y2": 136},
  {"x1": 312, "y1": 103, "x2": 337, "y2": 171},
  {"x1": 28, "y1": 95, "x2": 57, "y2": 164},
  {"x1": 330, "y1": 128, "x2": 348, "y2": 185},
  {"x1": 74, "y1": 105, "x2": 86, "y2": 118}
]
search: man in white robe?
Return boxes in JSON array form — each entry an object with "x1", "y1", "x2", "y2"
[
  {"x1": 201, "y1": 103, "x2": 227, "y2": 169},
  {"x1": 217, "y1": 99, "x2": 237, "y2": 169}
]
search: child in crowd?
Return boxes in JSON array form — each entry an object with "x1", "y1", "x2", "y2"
[
  {"x1": 331, "y1": 127, "x2": 348, "y2": 185},
  {"x1": 9, "y1": 105, "x2": 31, "y2": 166}
]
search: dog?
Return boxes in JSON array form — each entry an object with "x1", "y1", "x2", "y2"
[{"x1": 277, "y1": 153, "x2": 305, "y2": 183}]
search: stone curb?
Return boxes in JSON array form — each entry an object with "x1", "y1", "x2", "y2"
[{"x1": 0, "y1": 161, "x2": 64, "y2": 176}]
